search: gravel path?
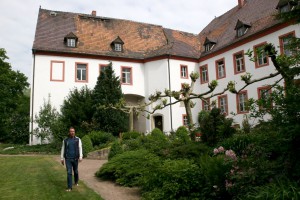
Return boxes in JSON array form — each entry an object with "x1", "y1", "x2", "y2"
[{"x1": 55, "y1": 157, "x2": 141, "y2": 200}]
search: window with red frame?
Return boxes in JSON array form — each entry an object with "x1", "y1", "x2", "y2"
[
  {"x1": 254, "y1": 43, "x2": 268, "y2": 68},
  {"x1": 233, "y1": 51, "x2": 245, "y2": 74},
  {"x1": 180, "y1": 65, "x2": 188, "y2": 78},
  {"x1": 279, "y1": 31, "x2": 295, "y2": 56},
  {"x1": 182, "y1": 114, "x2": 188, "y2": 126},
  {"x1": 200, "y1": 65, "x2": 209, "y2": 84},
  {"x1": 76, "y1": 63, "x2": 88, "y2": 82},
  {"x1": 236, "y1": 91, "x2": 248, "y2": 113},
  {"x1": 121, "y1": 67, "x2": 132, "y2": 84},
  {"x1": 202, "y1": 98, "x2": 210, "y2": 111},
  {"x1": 215, "y1": 58, "x2": 226, "y2": 79},
  {"x1": 218, "y1": 95, "x2": 228, "y2": 115},
  {"x1": 257, "y1": 86, "x2": 272, "y2": 109}
]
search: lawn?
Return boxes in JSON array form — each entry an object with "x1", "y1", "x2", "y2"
[{"x1": 0, "y1": 155, "x2": 103, "y2": 200}]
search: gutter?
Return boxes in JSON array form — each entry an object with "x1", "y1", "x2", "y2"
[
  {"x1": 167, "y1": 55, "x2": 173, "y2": 131},
  {"x1": 30, "y1": 49, "x2": 36, "y2": 145}
]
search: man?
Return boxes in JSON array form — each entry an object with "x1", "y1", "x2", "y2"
[{"x1": 61, "y1": 127, "x2": 83, "y2": 191}]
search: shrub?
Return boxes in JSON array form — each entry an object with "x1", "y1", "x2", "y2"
[
  {"x1": 173, "y1": 126, "x2": 190, "y2": 144},
  {"x1": 141, "y1": 159, "x2": 204, "y2": 200},
  {"x1": 96, "y1": 149, "x2": 160, "y2": 187},
  {"x1": 121, "y1": 131, "x2": 142, "y2": 140},
  {"x1": 89, "y1": 131, "x2": 115, "y2": 148},
  {"x1": 108, "y1": 141, "x2": 123, "y2": 160},
  {"x1": 168, "y1": 142, "x2": 210, "y2": 161},
  {"x1": 81, "y1": 135, "x2": 93, "y2": 157}
]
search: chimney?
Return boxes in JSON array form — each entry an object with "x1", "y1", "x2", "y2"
[
  {"x1": 91, "y1": 10, "x2": 96, "y2": 16},
  {"x1": 238, "y1": 0, "x2": 246, "y2": 8}
]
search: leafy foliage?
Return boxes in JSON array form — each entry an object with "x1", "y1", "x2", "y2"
[
  {"x1": 0, "y1": 48, "x2": 29, "y2": 142},
  {"x1": 81, "y1": 135, "x2": 93, "y2": 157},
  {"x1": 88, "y1": 130, "x2": 115, "y2": 148}
]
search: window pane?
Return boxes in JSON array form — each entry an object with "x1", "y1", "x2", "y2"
[{"x1": 77, "y1": 64, "x2": 86, "y2": 81}]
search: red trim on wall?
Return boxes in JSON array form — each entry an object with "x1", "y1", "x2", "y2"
[
  {"x1": 253, "y1": 42, "x2": 269, "y2": 68},
  {"x1": 199, "y1": 64, "x2": 209, "y2": 84},
  {"x1": 75, "y1": 62, "x2": 89, "y2": 83},
  {"x1": 218, "y1": 94, "x2": 228, "y2": 116},
  {"x1": 50, "y1": 60, "x2": 65, "y2": 82},
  {"x1": 215, "y1": 57, "x2": 226, "y2": 80},
  {"x1": 233, "y1": 50, "x2": 246, "y2": 75},
  {"x1": 278, "y1": 31, "x2": 296, "y2": 55},
  {"x1": 199, "y1": 22, "x2": 292, "y2": 62},
  {"x1": 121, "y1": 66, "x2": 133, "y2": 85},
  {"x1": 236, "y1": 90, "x2": 249, "y2": 114},
  {"x1": 180, "y1": 64, "x2": 189, "y2": 79}
]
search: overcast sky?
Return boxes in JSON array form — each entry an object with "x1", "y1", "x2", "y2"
[{"x1": 0, "y1": 0, "x2": 237, "y2": 84}]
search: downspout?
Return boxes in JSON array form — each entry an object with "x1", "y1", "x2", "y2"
[
  {"x1": 30, "y1": 49, "x2": 36, "y2": 145},
  {"x1": 167, "y1": 55, "x2": 173, "y2": 131}
]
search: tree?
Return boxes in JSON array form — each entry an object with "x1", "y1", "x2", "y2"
[
  {"x1": 60, "y1": 86, "x2": 94, "y2": 134},
  {"x1": 0, "y1": 48, "x2": 29, "y2": 142},
  {"x1": 93, "y1": 62, "x2": 129, "y2": 136}
]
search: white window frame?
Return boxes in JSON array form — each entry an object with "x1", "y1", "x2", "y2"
[
  {"x1": 67, "y1": 38, "x2": 76, "y2": 47},
  {"x1": 122, "y1": 67, "x2": 131, "y2": 84},
  {"x1": 76, "y1": 64, "x2": 87, "y2": 81}
]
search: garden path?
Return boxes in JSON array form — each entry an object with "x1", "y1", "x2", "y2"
[{"x1": 54, "y1": 157, "x2": 141, "y2": 200}]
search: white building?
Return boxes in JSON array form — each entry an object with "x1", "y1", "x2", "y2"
[{"x1": 30, "y1": 0, "x2": 300, "y2": 144}]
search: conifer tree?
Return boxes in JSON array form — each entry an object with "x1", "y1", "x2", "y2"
[{"x1": 93, "y1": 62, "x2": 128, "y2": 136}]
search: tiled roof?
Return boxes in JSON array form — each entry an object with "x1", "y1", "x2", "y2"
[
  {"x1": 199, "y1": 0, "x2": 281, "y2": 57},
  {"x1": 33, "y1": 8, "x2": 200, "y2": 59}
]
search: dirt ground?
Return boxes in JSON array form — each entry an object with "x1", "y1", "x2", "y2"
[{"x1": 54, "y1": 157, "x2": 141, "y2": 200}]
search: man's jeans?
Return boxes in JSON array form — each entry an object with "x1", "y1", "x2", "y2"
[{"x1": 65, "y1": 158, "x2": 79, "y2": 189}]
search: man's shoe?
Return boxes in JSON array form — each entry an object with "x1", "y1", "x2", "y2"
[
  {"x1": 66, "y1": 188, "x2": 72, "y2": 192},
  {"x1": 75, "y1": 183, "x2": 79, "y2": 186}
]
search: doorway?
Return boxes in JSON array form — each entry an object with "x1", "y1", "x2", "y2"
[{"x1": 154, "y1": 115, "x2": 163, "y2": 131}]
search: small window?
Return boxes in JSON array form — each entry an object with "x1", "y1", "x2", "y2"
[
  {"x1": 215, "y1": 58, "x2": 226, "y2": 79},
  {"x1": 218, "y1": 95, "x2": 228, "y2": 115},
  {"x1": 202, "y1": 98, "x2": 210, "y2": 111},
  {"x1": 180, "y1": 65, "x2": 188, "y2": 78},
  {"x1": 121, "y1": 66, "x2": 132, "y2": 85},
  {"x1": 235, "y1": 20, "x2": 251, "y2": 37},
  {"x1": 257, "y1": 86, "x2": 272, "y2": 109},
  {"x1": 200, "y1": 65, "x2": 209, "y2": 84},
  {"x1": 237, "y1": 91, "x2": 248, "y2": 113},
  {"x1": 237, "y1": 26, "x2": 248, "y2": 37},
  {"x1": 114, "y1": 43, "x2": 122, "y2": 52},
  {"x1": 279, "y1": 31, "x2": 295, "y2": 56},
  {"x1": 67, "y1": 38, "x2": 76, "y2": 47},
  {"x1": 280, "y1": 4, "x2": 290, "y2": 12},
  {"x1": 254, "y1": 42, "x2": 269, "y2": 68},
  {"x1": 76, "y1": 63, "x2": 88, "y2": 82},
  {"x1": 233, "y1": 51, "x2": 245, "y2": 74},
  {"x1": 203, "y1": 37, "x2": 216, "y2": 52},
  {"x1": 182, "y1": 114, "x2": 188, "y2": 126}
]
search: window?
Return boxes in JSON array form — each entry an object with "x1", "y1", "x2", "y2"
[
  {"x1": 237, "y1": 26, "x2": 248, "y2": 37},
  {"x1": 182, "y1": 114, "x2": 188, "y2": 126},
  {"x1": 280, "y1": 4, "x2": 290, "y2": 13},
  {"x1": 218, "y1": 95, "x2": 228, "y2": 115},
  {"x1": 215, "y1": 58, "x2": 226, "y2": 79},
  {"x1": 121, "y1": 66, "x2": 132, "y2": 85},
  {"x1": 180, "y1": 65, "x2": 188, "y2": 78},
  {"x1": 114, "y1": 43, "x2": 122, "y2": 52},
  {"x1": 254, "y1": 42, "x2": 268, "y2": 68},
  {"x1": 202, "y1": 98, "x2": 210, "y2": 111},
  {"x1": 203, "y1": 37, "x2": 216, "y2": 52},
  {"x1": 67, "y1": 38, "x2": 76, "y2": 47},
  {"x1": 236, "y1": 90, "x2": 248, "y2": 113},
  {"x1": 233, "y1": 51, "x2": 245, "y2": 74},
  {"x1": 235, "y1": 20, "x2": 251, "y2": 37},
  {"x1": 76, "y1": 63, "x2": 88, "y2": 82},
  {"x1": 200, "y1": 65, "x2": 209, "y2": 84},
  {"x1": 257, "y1": 86, "x2": 272, "y2": 109},
  {"x1": 50, "y1": 61, "x2": 65, "y2": 82},
  {"x1": 279, "y1": 31, "x2": 295, "y2": 56}
]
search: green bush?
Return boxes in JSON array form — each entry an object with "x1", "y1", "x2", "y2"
[
  {"x1": 141, "y1": 159, "x2": 204, "y2": 200},
  {"x1": 168, "y1": 142, "x2": 210, "y2": 161},
  {"x1": 173, "y1": 126, "x2": 190, "y2": 144},
  {"x1": 96, "y1": 149, "x2": 160, "y2": 187},
  {"x1": 89, "y1": 130, "x2": 115, "y2": 148},
  {"x1": 81, "y1": 135, "x2": 93, "y2": 157},
  {"x1": 108, "y1": 140, "x2": 123, "y2": 160},
  {"x1": 121, "y1": 131, "x2": 142, "y2": 140}
]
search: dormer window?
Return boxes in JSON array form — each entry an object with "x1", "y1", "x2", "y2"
[
  {"x1": 235, "y1": 20, "x2": 251, "y2": 37},
  {"x1": 64, "y1": 32, "x2": 78, "y2": 48},
  {"x1": 276, "y1": 0, "x2": 298, "y2": 13},
  {"x1": 111, "y1": 36, "x2": 124, "y2": 52},
  {"x1": 203, "y1": 37, "x2": 216, "y2": 52}
]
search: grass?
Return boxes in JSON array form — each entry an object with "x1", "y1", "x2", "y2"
[
  {"x1": 0, "y1": 155, "x2": 103, "y2": 200},
  {"x1": 0, "y1": 143, "x2": 60, "y2": 155}
]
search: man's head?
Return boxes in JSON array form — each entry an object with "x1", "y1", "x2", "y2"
[{"x1": 69, "y1": 127, "x2": 75, "y2": 138}]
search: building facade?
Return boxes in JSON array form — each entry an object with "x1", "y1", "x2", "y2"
[{"x1": 30, "y1": 0, "x2": 300, "y2": 144}]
